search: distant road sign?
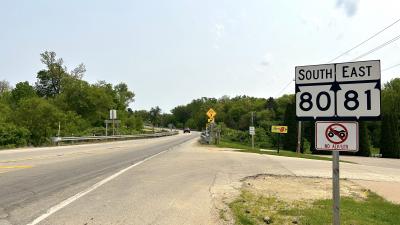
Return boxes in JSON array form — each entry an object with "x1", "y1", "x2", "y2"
[
  {"x1": 206, "y1": 108, "x2": 217, "y2": 118},
  {"x1": 315, "y1": 121, "x2": 358, "y2": 151},
  {"x1": 208, "y1": 118, "x2": 214, "y2": 123},
  {"x1": 249, "y1": 126, "x2": 255, "y2": 135},
  {"x1": 110, "y1": 109, "x2": 117, "y2": 120},
  {"x1": 271, "y1": 125, "x2": 288, "y2": 134},
  {"x1": 295, "y1": 60, "x2": 381, "y2": 121}
]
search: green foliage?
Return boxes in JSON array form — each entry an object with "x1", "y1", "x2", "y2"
[
  {"x1": 13, "y1": 97, "x2": 64, "y2": 145},
  {"x1": 124, "y1": 116, "x2": 143, "y2": 131},
  {"x1": 282, "y1": 99, "x2": 297, "y2": 151},
  {"x1": 357, "y1": 121, "x2": 371, "y2": 156},
  {"x1": 0, "y1": 122, "x2": 30, "y2": 148},
  {"x1": 381, "y1": 113, "x2": 400, "y2": 158},
  {"x1": 11, "y1": 81, "x2": 37, "y2": 103},
  {"x1": 149, "y1": 106, "x2": 161, "y2": 127},
  {"x1": 230, "y1": 190, "x2": 400, "y2": 225},
  {"x1": 380, "y1": 78, "x2": 400, "y2": 158}
]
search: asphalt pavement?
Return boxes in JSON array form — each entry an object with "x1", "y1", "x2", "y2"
[
  {"x1": 0, "y1": 133, "x2": 197, "y2": 225},
  {"x1": 1, "y1": 133, "x2": 399, "y2": 225}
]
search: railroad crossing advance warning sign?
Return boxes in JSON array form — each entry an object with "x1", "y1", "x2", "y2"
[
  {"x1": 295, "y1": 60, "x2": 381, "y2": 121},
  {"x1": 271, "y1": 125, "x2": 288, "y2": 134},
  {"x1": 315, "y1": 121, "x2": 358, "y2": 151}
]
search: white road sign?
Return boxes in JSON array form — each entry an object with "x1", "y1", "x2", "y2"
[
  {"x1": 249, "y1": 126, "x2": 255, "y2": 135},
  {"x1": 295, "y1": 60, "x2": 381, "y2": 120},
  {"x1": 315, "y1": 121, "x2": 358, "y2": 151}
]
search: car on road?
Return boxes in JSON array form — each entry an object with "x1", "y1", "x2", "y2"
[{"x1": 183, "y1": 128, "x2": 191, "y2": 133}]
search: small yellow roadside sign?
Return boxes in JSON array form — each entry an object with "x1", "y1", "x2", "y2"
[
  {"x1": 206, "y1": 108, "x2": 217, "y2": 118},
  {"x1": 271, "y1": 125, "x2": 288, "y2": 134},
  {"x1": 208, "y1": 118, "x2": 214, "y2": 123}
]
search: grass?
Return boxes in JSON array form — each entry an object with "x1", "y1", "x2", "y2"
[
  {"x1": 370, "y1": 147, "x2": 380, "y2": 156},
  {"x1": 228, "y1": 190, "x2": 400, "y2": 225},
  {"x1": 217, "y1": 140, "x2": 345, "y2": 162}
]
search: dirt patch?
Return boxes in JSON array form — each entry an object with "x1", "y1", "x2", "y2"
[
  {"x1": 243, "y1": 174, "x2": 367, "y2": 202},
  {"x1": 218, "y1": 174, "x2": 369, "y2": 225}
]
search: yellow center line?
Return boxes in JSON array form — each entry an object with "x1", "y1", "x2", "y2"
[{"x1": 0, "y1": 165, "x2": 33, "y2": 169}]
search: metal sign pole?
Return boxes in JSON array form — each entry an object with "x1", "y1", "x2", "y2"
[
  {"x1": 252, "y1": 134, "x2": 254, "y2": 149},
  {"x1": 277, "y1": 133, "x2": 280, "y2": 154},
  {"x1": 333, "y1": 151, "x2": 340, "y2": 225},
  {"x1": 251, "y1": 112, "x2": 255, "y2": 149},
  {"x1": 296, "y1": 121, "x2": 302, "y2": 154}
]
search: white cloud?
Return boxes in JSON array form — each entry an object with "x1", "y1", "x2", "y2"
[
  {"x1": 260, "y1": 53, "x2": 273, "y2": 66},
  {"x1": 213, "y1": 23, "x2": 225, "y2": 49},
  {"x1": 336, "y1": 0, "x2": 359, "y2": 17}
]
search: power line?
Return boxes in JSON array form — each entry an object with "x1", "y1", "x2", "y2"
[
  {"x1": 352, "y1": 33, "x2": 400, "y2": 61},
  {"x1": 328, "y1": 18, "x2": 400, "y2": 63},
  {"x1": 383, "y1": 62, "x2": 400, "y2": 72},
  {"x1": 275, "y1": 79, "x2": 294, "y2": 97},
  {"x1": 275, "y1": 18, "x2": 400, "y2": 97}
]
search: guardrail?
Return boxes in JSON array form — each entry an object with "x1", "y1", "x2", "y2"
[{"x1": 51, "y1": 131, "x2": 179, "y2": 145}]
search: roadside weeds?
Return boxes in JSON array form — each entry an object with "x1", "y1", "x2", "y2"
[{"x1": 221, "y1": 174, "x2": 400, "y2": 225}]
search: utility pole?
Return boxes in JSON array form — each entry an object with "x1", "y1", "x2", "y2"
[{"x1": 296, "y1": 121, "x2": 302, "y2": 154}]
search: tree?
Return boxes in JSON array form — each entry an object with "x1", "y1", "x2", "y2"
[
  {"x1": 13, "y1": 98, "x2": 64, "y2": 145},
  {"x1": 114, "y1": 83, "x2": 135, "y2": 109},
  {"x1": 70, "y1": 63, "x2": 86, "y2": 79},
  {"x1": 35, "y1": 51, "x2": 67, "y2": 97},
  {"x1": 0, "y1": 80, "x2": 12, "y2": 95},
  {"x1": 283, "y1": 100, "x2": 297, "y2": 151},
  {"x1": 380, "y1": 113, "x2": 400, "y2": 158},
  {"x1": 380, "y1": 78, "x2": 400, "y2": 158},
  {"x1": 357, "y1": 121, "x2": 371, "y2": 156},
  {"x1": 171, "y1": 105, "x2": 191, "y2": 127},
  {"x1": 149, "y1": 106, "x2": 161, "y2": 128},
  {"x1": 54, "y1": 77, "x2": 115, "y2": 126},
  {"x1": 0, "y1": 123, "x2": 30, "y2": 148},
  {"x1": 35, "y1": 51, "x2": 87, "y2": 97},
  {"x1": 11, "y1": 81, "x2": 37, "y2": 103},
  {"x1": 266, "y1": 97, "x2": 278, "y2": 112}
]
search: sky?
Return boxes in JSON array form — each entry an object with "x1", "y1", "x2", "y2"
[{"x1": 1, "y1": 0, "x2": 400, "y2": 112}]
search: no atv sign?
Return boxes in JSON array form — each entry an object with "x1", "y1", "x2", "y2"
[{"x1": 315, "y1": 121, "x2": 358, "y2": 152}]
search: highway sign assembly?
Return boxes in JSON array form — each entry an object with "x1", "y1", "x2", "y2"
[
  {"x1": 271, "y1": 125, "x2": 288, "y2": 134},
  {"x1": 249, "y1": 126, "x2": 255, "y2": 135},
  {"x1": 296, "y1": 60, "x2": 381, "y2": 225},
  {"x1": 295, "y1": 60, "x2": 381, "y2": 121},
  {"x1": 315, "y1": 121, "x2": 358, "y2": 152}
]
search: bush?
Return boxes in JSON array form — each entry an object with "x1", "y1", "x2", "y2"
[{"x1": 0, "y1": 123, "x2": 30, "y2": 148}]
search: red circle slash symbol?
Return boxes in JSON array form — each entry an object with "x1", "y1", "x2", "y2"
[{"x1": 325, "y1": 124, "x2": 348, "y2": 144}]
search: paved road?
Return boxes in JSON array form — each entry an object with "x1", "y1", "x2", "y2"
[
  {"x1": 1, "y1": 134, "x2": 399, "y2": 225},
  {"x1": 0, "y1": 133, "x2": 198, "y2": 225}
]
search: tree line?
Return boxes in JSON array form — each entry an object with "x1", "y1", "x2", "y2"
[
  {"x1": 162, "y1": 79, "x2": 400, "y2": 158},
  {"x1": 0, "y1": 51, "x2": 142, "y2": 147},
  {"x1": 1, "y1": 51, "x2": 399, "y2": 158}
]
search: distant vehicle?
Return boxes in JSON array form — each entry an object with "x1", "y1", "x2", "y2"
[{"x1": 183, "y1": 128, "x2": 191, "y2": 133}]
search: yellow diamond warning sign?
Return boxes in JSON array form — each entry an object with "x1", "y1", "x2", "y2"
[{"x1": 206, "y1": 108, "x2": 217, "y2": 118}]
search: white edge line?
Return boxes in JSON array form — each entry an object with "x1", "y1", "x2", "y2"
[{"x1": 27, "y1": 149, "x2": 170, "y2": 225}]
